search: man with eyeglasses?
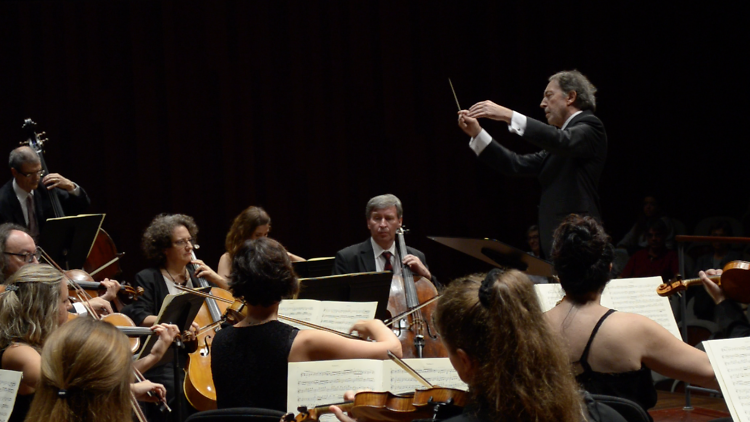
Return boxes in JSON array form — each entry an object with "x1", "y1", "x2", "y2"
[
  {"x1": 0, "y1": 222, "x2": 115, "y2": 315},
  {"x1": 0, "y1": 146, "x2": 90, "y2": 238}
]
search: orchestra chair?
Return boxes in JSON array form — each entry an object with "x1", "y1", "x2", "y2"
[
  {"x1": 588, "y1": 394, "x2": 651, "y2": 422},
  {"x1": 184, "y1": 407, "x2": 286, "y2": 422}
]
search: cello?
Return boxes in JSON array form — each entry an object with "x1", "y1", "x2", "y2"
[
  {"x1": 21, "y1": 119, "x2": 124, "y2": 281},
  {"x1": 387, "y1": 228, "x2": 447, "y2": 358},
  {"x1": 183, "y1": 251, "x2": 235, "y2": 411}
]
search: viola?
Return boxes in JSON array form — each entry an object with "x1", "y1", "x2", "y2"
[
  {"x1": 656, "y1": 260, "x2": 750, "y2": 302},
  {"x1": 386, "y1": 227, "x2": 447, "y2": 358}
]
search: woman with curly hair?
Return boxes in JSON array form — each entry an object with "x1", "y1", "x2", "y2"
[
  {"x1": 545, "y1": 214, "x2": 716, "y2": 414},
  {"x1": 1, "y1": 264, "x2": 170, "y2": 422},
  {"x1": 217, "y1": 206, "x2": 304, "y2": 278},
  {"x1": 211, "y1": 237, "x2": 400, "y2": 412},
  {"x1": 122, "y1": 213, "x2": 223, "y2": 421}
]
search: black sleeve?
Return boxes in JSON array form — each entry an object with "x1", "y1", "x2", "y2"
[
  {"x1": 122, "y1": 269, "x2": 161, "y2": 327},
  {"x1": 714, "y1": 300, "x2": 750, "y2": 338}
]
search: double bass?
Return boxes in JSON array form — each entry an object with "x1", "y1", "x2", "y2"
[
  {"x1": 21, "y1": 119, "x2": 124, "y2": 282},
  {"x1": 386, "y1": 228, "x2": 446, "y2": 358}
]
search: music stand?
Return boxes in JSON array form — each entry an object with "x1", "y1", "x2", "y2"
[
  {"x1": 293, "y1": 257, "x2": 335, "y2": 278},
  {"x1": 297, "y1": 272, "x2": 393, "y2": 320},
  {"x1": 38, "y1": 214, "x2": 104, "y2": 270},
  {"x1": 428, "y1": 236, "x2": 555, "y2": 277},
  {"x1": 136, "y1": 291, "x2": 205, "y2": 364}
]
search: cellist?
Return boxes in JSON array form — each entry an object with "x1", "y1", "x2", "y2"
[{"x1": 121, "y1": 213, "x2": 223, "y2": 422}]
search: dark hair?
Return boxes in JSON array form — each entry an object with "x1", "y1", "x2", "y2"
[
  {"x1": 435, "y1": 270, "x2": 583, "y2": 422},
  {"x1": 709, "y1": 219, "x2": 733, "y2": 236},
  {"x1": 648, "y1": 218, "x2": 668, "y2": 235},
  {"x1": 0, "y1": 222, "x2": 28, "y2": 280},
  {"x1": 224, "y1": 206, "x2": 271, "y2": 258},
  {"x1": 230, "y1": 237, "x2": 299, "y2": 307},
  {"x1": 141, "y1": 214, "x2": 198, "y2": 265},
  {"x1": 551, "y1": 215, "x2": 614, "y2": 302}
]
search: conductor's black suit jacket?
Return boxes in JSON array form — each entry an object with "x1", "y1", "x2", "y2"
[{"x1": 478, "y1": 110, "x2": 607, "y2": 257}]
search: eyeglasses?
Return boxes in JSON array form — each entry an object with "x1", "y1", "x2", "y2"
[
  {"x1": 173, "y1": 238, "x2": 194, "y2": 248},
  {"x1": 3, "y1": 249, "x2": 41, "y2": 263},
  {"x1": 15, "y1": 168, "x2": 44, "y2": 178}
]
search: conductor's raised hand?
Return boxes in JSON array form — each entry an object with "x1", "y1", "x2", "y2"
[
  {"x1": 457, "y1": 111, "x2": 482, "y2": 138},
  {"x1": 467, "y1": 100, "x2": 513, "y2": 123},
  {"x1": 41, "y1": 173, "x2": 76, "y2": 192}
]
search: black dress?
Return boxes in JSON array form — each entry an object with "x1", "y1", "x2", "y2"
[
  {"x1": 575, "y1": 309, "x2": 658, "y2": 417},
  {"x1": 211, "y1": 321, "x2": 298, "y2": 412}
]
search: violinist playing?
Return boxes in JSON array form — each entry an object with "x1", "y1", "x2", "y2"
[
  {"x1": 332, "y1": 194, "x2": 436, "y2": 286},
  {"x1": 700, "y1": 267, "x2": 750, "y2": 338},
  {"x1": 0, "y1": 264, "x2": 180, "y2": 422},
  {"x1": 217, "y1": 205, "x2": 304, "y2": 281},
  {"x1": 211, "y1": 237, "x2": 401, "y2": 412},
  {"x1": 121, "y1": 213, "x2": 222, "y2": 421},
  {"x1": 0, "y1": 146, "x2": 90, "y2": 239},
  {"x1": 1, "y1": 222, "x2": 117, "y2": 315},
  {"x1": 331, "y1": 270, "x2": 593, "y2": 422}
]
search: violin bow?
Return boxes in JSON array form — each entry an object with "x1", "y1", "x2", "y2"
[
  {"x1": 382, "y1": 295, "x2": 441, "y2": 327},
  {"x1": 172, "y1": 285, "x2": 365, "y2": 341},
  {"x1": 387, "y1": 351, "x2": 433, "y2": 388}
]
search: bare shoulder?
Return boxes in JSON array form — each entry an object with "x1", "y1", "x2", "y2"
[{"x1": 2, "y1": 343, "x2": 40, "y2": 371}]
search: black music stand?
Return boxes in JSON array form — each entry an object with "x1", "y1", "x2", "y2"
[
  {"x1": 38, "y1": 214, "x2": 104, "y2": 270},
  {"x1": 297, "y1": 272, "x2": 393, "y2": 321},
  {"x1": 293, "y1": 257, "x2": 335, "y2": 278},
  {"x1": 428, "y1": 236, "x2": 555, "y2": 277}
]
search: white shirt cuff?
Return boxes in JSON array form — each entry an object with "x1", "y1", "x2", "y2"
[
  {"x1": 72, "y1": 302, "x2": 88, "y2": 316},
  {"x1": 468, "y1": 129, "x2": 493, "y2": 156},
  {"x1": 508, "y1": 111, "x2": 527, "y2": 136}
]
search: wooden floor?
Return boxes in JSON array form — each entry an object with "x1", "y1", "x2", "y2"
[{"x1": 650, "y1": 391, "x2": 730, "y2": 422}]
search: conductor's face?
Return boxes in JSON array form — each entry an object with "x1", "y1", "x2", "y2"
[
  {"x1": 367, "y1": 206, "x2": 402, "y2": 249},
  {"x1": 540, "y1": 79, "x2": 572, "y2": 128}
]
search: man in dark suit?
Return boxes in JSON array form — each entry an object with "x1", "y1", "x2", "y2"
[
  {"x1": 0, "y1": 146, "x2": 90, "y2": 239},
  {"x1": 332, "y1": 194, "x2": 435, "y2": 285},
  {"x1": 458, "y1": 70, "x2": 607, "y2": 258}
]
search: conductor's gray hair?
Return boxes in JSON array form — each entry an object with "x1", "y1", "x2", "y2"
[{"x1": 549, "y1": 70, "x2": 598, "y2": 112}]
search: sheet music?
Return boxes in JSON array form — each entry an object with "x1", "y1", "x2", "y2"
[
  {"x1": 704, "y1": 337, "x2": 750, "y2": 422},
  {"x1": 383, "y1": 358, "x2": 467, "y2": 393},
  {"x1": 0, "y1": 370, "x2": 22, "y2": 422},
  {"x1": 534, "y1": 283, "x2": 565, "y2": 312},
  {"x1": 279, "y1": 300, "x2": 377, "y2": 334},
  {"x1": 288, "y1": 359, "x2": 384, "y2": 420},
  {"x1": 602, "y1": 277, "x2": 681, "y2": 340}
]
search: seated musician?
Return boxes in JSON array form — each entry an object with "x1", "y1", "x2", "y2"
[
  {"x1": 0, "y1": 146, "x2": 90, "y2": 239},
  {"x1": 26, "y1": 317, "x2": 167, "y2": 422},
  {"x1": 0, "y1": 264, "x2": 177, "y2": 422},
  {"x1": 1, "y1": 222, "x2": 116, "y2": 315},
  {"x1": 332, "y1": 194, "x2": 436, "y2": 286},
  {"x1": 121, "y1": 213, "x2": 223, "y2": 421},
  {"x1": 211, "y1": 237, "x2": 402, "y2": 412},
  {"x1": 544, "y1": 215, "x2": 717, "y2": 415},
  {"x1": 332, "y1": 269, "x2": 622, "y2": 422},
  {"x1": 217, "y1": 205, "x2": 304, "y2": 281},
  {"x1": 699, "y1": 268, "x2": 750, "y2": 338}
]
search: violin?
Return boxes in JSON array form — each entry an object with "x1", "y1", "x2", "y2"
[
  {"x1": 387, "y1": 228, "x2": 447, "y2": 358},
  {"x1": 64, "y1": 269, "x2": 144, "y2": 310},
  {"x1": 656, "y1": 260, "x2": 750, "y2": 302}
]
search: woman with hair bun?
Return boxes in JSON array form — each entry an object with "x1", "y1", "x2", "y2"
[{"x1": 545, "y1": 214, "x2": 717, "y2": 414}]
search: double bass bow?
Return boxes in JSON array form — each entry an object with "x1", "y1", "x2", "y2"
[{"x1": 387, "y1": 227, "x2": 446, "y2": 358}]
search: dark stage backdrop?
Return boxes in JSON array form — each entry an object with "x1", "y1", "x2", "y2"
[{"x1": 1, "y1": 1, "x2": 747, "y2": 283}]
